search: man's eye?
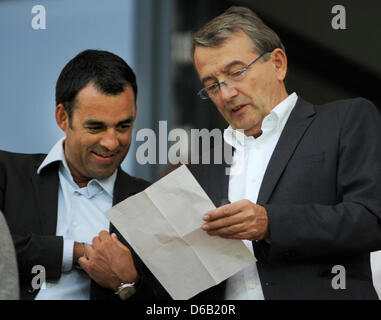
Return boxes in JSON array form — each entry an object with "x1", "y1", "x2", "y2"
[
  {"x1": 119, "y1": 124, "x2": 131, "y2": 131},
  {"x1": 87, "y1": 127, "x2": 102, "y2": 132},
  {"x1": 229, "y1": 69, "x2": 244, "y2": 78},
  {"x1": 206, "y1": 83, "x2": 220, "y2": 92}
]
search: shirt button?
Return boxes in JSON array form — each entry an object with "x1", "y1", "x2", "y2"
[
  {"x1": 251, "y1": 178, "x2": 257, "y2": 183},
  {"x1": 255, "y1": 145, "x2": 260, "y2": 150},
  {"x1": 72, "y1": 221, "x2": 78, "y2": 227}
]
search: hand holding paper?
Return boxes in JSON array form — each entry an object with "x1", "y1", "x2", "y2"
[
  {"x1": 105, "y1": 165, "x2": 256, "y2": 300},
  {"x1": 202, "y1": 199, "x2": 270, "y2": 241}
]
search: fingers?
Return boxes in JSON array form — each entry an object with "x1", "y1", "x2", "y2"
[
  {"x1": 202, "y1": 211, "x2": 246, "y2": 231},
  {"x1": 92, "y1": 231, "x2": 113, "y2": 249},
  {"x1": 78, "y1": 244, "x2": 92, "y2": 270},
  {"x1": 78, "y1": 256, "x2": 88, "y2": 270},
  {"x1": 202, "y1": 200, "x2": 252, "y2": 230},
  {"x1": 203, "y1": 201, "x2": 243, "y2": 222},
  {"x1": 90, "y1": 231, "x2": 131, "y2": 256},
  {"x1": 99, "y1": 230, "x2": 111, "y2": 239},
  {"x1": 111, "y1": 232, "x2": 128, "y2": 250},
  {"x1": 84, "y1": 244, "x2": 93, "y2": 258},
  {"x1": 202, "y1": 200, "x2": 269, "y2": 241}
]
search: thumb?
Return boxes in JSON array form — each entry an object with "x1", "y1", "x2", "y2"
[{"x1": 78, "y1": 256, "x2": 90, "y2": 271}]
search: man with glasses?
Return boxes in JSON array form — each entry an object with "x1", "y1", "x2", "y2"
[{"x1": 189, "y1": 6, "x2": 381, "y2": 299}]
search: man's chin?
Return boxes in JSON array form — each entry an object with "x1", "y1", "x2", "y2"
[{"x1": 89, "y1": 167, "x2": 118, "y2": 181}]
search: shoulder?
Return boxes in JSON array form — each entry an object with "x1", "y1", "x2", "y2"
[
  {"x1": 315, "y1": 97, "x2": 379, "y2": 117},
  {"x1": 126, "y1": 174, "x2": 151, "y2": 190},
  {"x1": 0, "y1": 150, "x2": 46, "y2": 162},
  {"x1": 305, "y1": 97, "x2": 380, "y2": 132},
  {"x1": 116, "y1": 168, "x2": 151, "y2": 191},
  {"x1": 0, "y1": 150, "x2": 46, "y2": 173}
]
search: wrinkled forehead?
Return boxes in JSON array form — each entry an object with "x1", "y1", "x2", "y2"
[{"x1": 194, "y1": 33, "x2": 259, "y2": 82}]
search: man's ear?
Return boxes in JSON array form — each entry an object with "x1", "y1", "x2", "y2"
[
  {"x1": 271, "y1": 48, "x2": 288, "y2": 81},
  {"x1": 56, "y1": 104, "x2": 69, "y2": 133}
]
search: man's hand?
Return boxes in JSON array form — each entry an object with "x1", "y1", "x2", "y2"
[
  {"x1": 78, "y1": 231, "x2": 138, "y2": 291},
  {"x1": 202, "y1": 199, "x2": 269, "y2": 241},
  {"x1": 73, "y1": 242, "x2": 86, "y2": 265}
]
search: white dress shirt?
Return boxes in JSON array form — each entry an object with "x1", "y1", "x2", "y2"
[
  {"x1": 223, "y1": 93, "x2": 298, "y2": 299},
  {"x1": 35, "y1": 138, "x2": 116, "y2": 300}
]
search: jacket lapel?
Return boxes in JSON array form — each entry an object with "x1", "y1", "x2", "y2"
[
  {"x1": 206, "y1": 142, "x2": 232, "y2": 207},
  {"x1": 31, "y1": 159, "x2": 59, "y2": 236},
  {"x1": 112, "y1": 168, "x2": 145, "y2": 206},
  {"x1": 256, "y1": 98, "x2": 316, "y2": 205}
]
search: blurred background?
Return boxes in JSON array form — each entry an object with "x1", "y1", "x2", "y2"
[
  {"x1": 1, "y1": 0, "x2": 380, "y2": 181},
  {"x1": 0, "y1": 0, "x2": 380, "y2": 296}
]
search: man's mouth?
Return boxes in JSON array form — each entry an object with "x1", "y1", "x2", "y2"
[
  {"x1": 231, "y1": 104, "x2": 247, "y2": 113},
  {"x1": 92, "y1": 151, "x2": 114, "y2": 159},
  {"x1": 91, "y1": 151, "x2": 116, "y2": 164}
]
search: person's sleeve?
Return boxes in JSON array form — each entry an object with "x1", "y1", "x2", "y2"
[
  {"x1": 13, "y1": 234, "x2": 63, "y2": 281},
  {"x1": 0, "y1": 211, "x2": 19, "y2": 300},
  {"x1": 264, "y1": 98, "x2": 381, "y2": 260},
  {"x1": 62, "y1": 239, "x2": 74, "y2": 272}
]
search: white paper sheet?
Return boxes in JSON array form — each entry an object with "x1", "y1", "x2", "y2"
[{"x1": 105, "y1": 165, "x2": 256, "y2": 300}]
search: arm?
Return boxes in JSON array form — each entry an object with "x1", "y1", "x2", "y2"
[
  {"x1": 266, "y1": 99, "x2": 381, "y2": 259},
  {"x1": 79, "y1": 231, "x2": 138, "y2": 291},
  {"x1": 203, "y1": 99, "x2": 381, "y2": 259},
  {"x1": 12, "y1": 234, "x2": 63, "y2": 281},
  {"x1": 0, "y1": 154, "x2": 64, "y2": 282},
  {"x1": 79, "y1": 231, "x2": 171, "y2": 300}
]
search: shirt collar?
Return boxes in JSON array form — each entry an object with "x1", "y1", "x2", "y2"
[
  {"x1": 37, "y1": 137, "x2": 117, "y2": 198},
  {"x1": 270, "y1": 92, "x2": 298, "y2": 131},
  {"x1": 37, "y1": 137, "x2": 67, "y2": 174},
  {"x1": 224, "y1": 92, "x2": 298, "y2": 149}
]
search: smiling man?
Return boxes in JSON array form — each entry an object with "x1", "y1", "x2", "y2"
[
  {"x1": 55, "y1": 82, "x2": 136, "y2": 186},
  {"x1": 189, "y1": 6, "x2": 381, "y2": 300},
  {"x1": 0, "y1": 50, "x2": 167, "y2": 300}
]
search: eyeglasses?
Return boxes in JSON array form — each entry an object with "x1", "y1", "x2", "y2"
[{"x1": 197, "y1": 52, "x2": 269, "y2": 100}]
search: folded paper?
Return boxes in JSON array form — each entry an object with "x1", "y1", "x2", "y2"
[{"x1": 105, "y1": 165, "x2": 256, "y2": 299}]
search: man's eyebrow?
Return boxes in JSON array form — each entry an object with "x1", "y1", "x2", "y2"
[
  {"x1": 117, "y1": 117, "x2": 134, "y2": 125},
  {"x1": 201, "y1": 76, "x2": 217, "y2": 85},
  {"x1": 222, "y1": 60, "x2": 246, "y2": 72},
  {"x1": 84, "y1": 117, "x2": 134, "y2": 127},
  {"x1": 84, "y1": 120, "x2": 105, "y2": 126},
  {"x1": 201, "y1": 60, "x2": 246, "y2": 84}
]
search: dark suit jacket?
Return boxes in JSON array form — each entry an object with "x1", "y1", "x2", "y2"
[
  {"x1": 0, "y1": 152, "x2": 170, "y2": 300},
  {"x1": 189, "y1": 97, "x2": 381, "y2": 300}
]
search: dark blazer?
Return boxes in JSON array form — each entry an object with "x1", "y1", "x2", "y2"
[
  {"x1": 0, "y1": 152, "x2": 170, "y2": 300},
  {"x1": 189, "y1": 97, "x2": 381, "y2": 300}
]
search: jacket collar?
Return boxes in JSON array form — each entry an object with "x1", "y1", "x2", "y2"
[
  {"x1": 256, "y1": 97, "x2": 316, "y2": 204},
  {"x1": 32, "y1": 146, "x2": 141, "y2": 235},
  {"x1": 216, "y1": 97, "x2": 316, "y2": 205}
]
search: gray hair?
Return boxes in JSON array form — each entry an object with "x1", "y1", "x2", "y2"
[{"x1": 191, "y1": 6, "x2": 286, "y2": 61}]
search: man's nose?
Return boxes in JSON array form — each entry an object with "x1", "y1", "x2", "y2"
[
  {"x1": 100, "y1": 129, "x2": 119, "y2": 151},
  {"x1": 219, "y1": 81, "x2": 239, "y2": 102}
]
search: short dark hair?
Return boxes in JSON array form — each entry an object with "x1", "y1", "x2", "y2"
[{"x1": 55, "y1": 49, "x2": 137, "y2": 122}]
